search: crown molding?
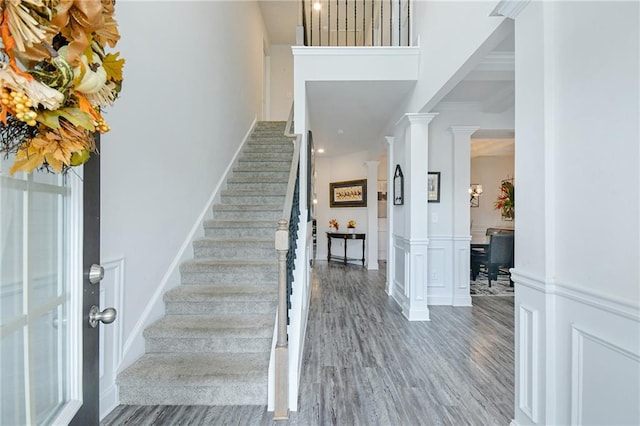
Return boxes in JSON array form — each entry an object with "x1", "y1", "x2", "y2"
[{"x1": 490, "y1": 0, "x2": 531, "y2": 19}]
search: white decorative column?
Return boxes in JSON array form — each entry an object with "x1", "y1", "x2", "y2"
[
  {"x1": 385, "y1": 136, "x2": 395, "y2": 295},
  {"x1": 403, "y1": 113, "x2": 437, "y2": 321},
  {"x1": 450, "y1": 126, "x2": 478, "y2": 307},
  {"x1": 365, "y1": 161, "x2": 379, "y2": 270}
]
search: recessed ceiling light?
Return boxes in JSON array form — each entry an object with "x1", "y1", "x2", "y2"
[
  {"x1": 317, "y1": 148, "x2": 325, "y2": 153},
  {"x1": 313, "y1": 2, "x2": 321, "y2": 11},
  {"x1": 337, "y1": 129, "x2": 344, "y2": 135}
]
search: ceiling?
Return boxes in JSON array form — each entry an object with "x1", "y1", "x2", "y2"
[
  {"x1": 257, "y1": 2, "x2": 516, "y2": 158},
  {"x1": 258, "y1": 1, "x2": 298, "y2": 45}
]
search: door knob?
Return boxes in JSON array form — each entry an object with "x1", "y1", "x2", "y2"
[
  {"x1": 88, "y1": 264, "x2": 104, "y2": 284},
  {"x1": 89, "y1": 305, "x2": 117, "y2": 328}
]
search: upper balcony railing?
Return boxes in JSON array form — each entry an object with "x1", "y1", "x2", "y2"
[{"x1": 302, "y1": 0, "x2": 412, "y2": 47}]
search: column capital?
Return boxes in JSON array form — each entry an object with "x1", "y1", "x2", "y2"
[
  {"x1": 396, "y1": 113, "x2": 438, "y2": 128},
  {"x1": 449, "y1": 126, "x2": 480, "y2": 137},
  {"x1": 385, "y1": 136, "x2": 395, "y2": 145}
]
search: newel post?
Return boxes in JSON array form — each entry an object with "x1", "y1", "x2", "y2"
[{"x1": 273, "y1": 218, "x2": 289, "y2": 419}]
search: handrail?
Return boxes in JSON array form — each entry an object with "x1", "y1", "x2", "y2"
[{"x1": 273, "y1": 103, "x2": 300, "y2": 420}]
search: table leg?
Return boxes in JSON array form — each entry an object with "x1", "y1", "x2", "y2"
[
  {"x1": 362, "y1": 238, "x2": 365, "y2": 266},
  {"x1": 344, "y1": 237, "x2": 347, "y2": 265},
  {"x1": 327, "y1": 237, "x2": 331, "y2": 262}
]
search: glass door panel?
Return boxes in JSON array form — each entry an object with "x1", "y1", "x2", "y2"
[{"x1": 1, "y1": 156, "x2": 80, "y2": 425}]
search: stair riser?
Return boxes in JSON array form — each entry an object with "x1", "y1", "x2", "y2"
[
  {"x1": 204, "y1": 227, "x2": 275, "y2": 238},
  {"x1": 220, "y1": 195, "x2": 285, "y2": 205},
  {"x1": 246, "y1": 139, "x2": 293, "y2": 146},
  {"x1": 165, "y1": 300, "x2": 276, "y2": 315},
  {"x1": 118, "y1": 383, "x2": 266, "y2": 406},
  {"x1": 213, "y1": 210, "x2": 280, "y2": 220},
  {"x1": 194, "y1": 245, "x2": 275, "y2": 259},
  {"x1": 243, "y1": 145, "x2": 293, "y2": 153},
  {"x1": 145, "y1": 336, "x2": 272, "y2": 354},
  {"x1": 233, "y1": 164, "x2": 291, "y2": 172},
  {"x1": 231, "y1": 171, "x2": 289, "y2": 180},
  {"x1": 226, "y1": 182, "x2": 288, "y2": 192},
  {"x1": 181, "y1": 270, "x2": 277, "y2": 284},
  {"x1": 239, "y1": 152, "x2": 293, "y2": 160}
]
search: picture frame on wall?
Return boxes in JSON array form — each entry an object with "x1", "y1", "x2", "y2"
[
  {"x1": 428, "y1": 172, "x2": 441, "y2": 203},
  {"x1": 393, "y1": 165, "x2": 404, "y2": 205},
  {"x1": 329, "y1": 179, "x2": 367, "y2": 207}
]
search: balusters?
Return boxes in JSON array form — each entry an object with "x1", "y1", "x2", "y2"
[{"x1": 302, "y1": 0, "x2": 411, "y2": 47}]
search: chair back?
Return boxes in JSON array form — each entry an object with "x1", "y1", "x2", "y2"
[
  {"x1": 489, "y1": 234, "x2": 514, "y2": 266},
  {"x1": 486, "y1": 227, "x2": 502, "y2": 236}
]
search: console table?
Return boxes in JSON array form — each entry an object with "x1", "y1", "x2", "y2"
[{"x1": 326, "y1": 232, "x2": 366, "y2": 266}]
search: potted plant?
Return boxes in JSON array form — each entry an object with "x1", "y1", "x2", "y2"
[
  {"x1": 347, "y1": 220, "x2": 356, "y2": 234},
  {"x1": 329, "y1": 219, "x2": 339, "y2": 232}
]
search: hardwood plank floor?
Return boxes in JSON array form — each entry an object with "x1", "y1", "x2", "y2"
[{"x1": 101, "y1": 262, "x2": 514, "y2": 426}]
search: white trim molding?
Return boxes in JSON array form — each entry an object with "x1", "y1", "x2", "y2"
[
  {"x1": 491, "y1": 0, "x2": 531, "y2": 19},
  {"x1": 99, "y1": 257, "x2": 125, "y2": 420}
]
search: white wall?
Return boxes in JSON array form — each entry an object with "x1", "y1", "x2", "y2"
[
  {"x1": 269, "y1": 45, "x2": 294, "y2": 121},
  {"x1": 101, "y1": 0, "x2": 268, "y2": 381},
  {"x1": 315, "y1": 150, "x2": 373, "y2": 262},
  {"x1": 470, "y1": 153, "x2": 515, "y2": 237},
  {"x1": 407, "y1": 1, "x2": 511, "y2": 114},
  {"x1": 511, "y1": 2, "x2": 639, "y2": 425}
]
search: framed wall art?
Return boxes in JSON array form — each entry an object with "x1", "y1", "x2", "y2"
[
  {"x1": 428, "y1": 172, "x2": 441, "y2": 203},
  {"x1": 329, "y1": 179, "x2": 367, "y2": 207},
  {"x1": 393, "y1": 165, "x2": 404, "y2": 205}
]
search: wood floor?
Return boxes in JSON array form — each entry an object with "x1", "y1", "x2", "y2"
[{"x1": 102, "y1": 262, "x2": 514, "y2": 426}]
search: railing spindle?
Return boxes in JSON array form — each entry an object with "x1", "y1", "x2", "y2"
[
  {"x1": 371, "y1": 0, "x2": 374, "y2": 46},
  {"x1": 328, "y1": 0, "x2": 331, "y2": 45},
  {"x1": 407, "y1": 0, "x2": 410, "y2": 46},
  {"x1": 362, "y1": 0, "x2": 365, "y2": 46},
  {"x1": 354, "y1": 0, "x2": 357, "y2": 46},
  {"x1": 380, "y1": 0, "x2": 383, "y2": 46},
  {"x1": 389, "y1": 0, "x2": 392, "y2": 46},
  {"x1": 345, "y1": 0, "x2": 348, "y2": 47}
]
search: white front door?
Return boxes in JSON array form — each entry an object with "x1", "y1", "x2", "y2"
[{"x1": 1, "y1": 157, "x2": 84, "y2": 425}]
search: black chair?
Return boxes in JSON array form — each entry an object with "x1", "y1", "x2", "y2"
[{"x1": 471, "y1": 233, "x2": 514, "y2": 287}]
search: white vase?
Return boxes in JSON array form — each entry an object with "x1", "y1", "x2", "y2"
[{"x1": 348, "y1": 228, "x2": 354, "y2": 234}]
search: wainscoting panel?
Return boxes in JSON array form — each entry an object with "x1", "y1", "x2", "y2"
[
  {"x1": 512, "y1": 271, "x2": 546, "y2": 426},
  {"x1": 99, "y1": 257, "x2": 125, "y2": 420},
  {"x1": 427, "y1": 247, "x2": 446, "y2": 288},
  {"x1": 453, "y1": 237, "x2": 472, "y2": 306},
  {"x1": 391, "y1": 236, "x2": 408, "y2": 311},
  {"x1": 426, "y1": 236, "x2": 453, "y2": 306},
  {"x1": 513, "y1": 270, "x2": 640, "y2": 426},
  {"x1": 518, "y1": 304, "x2": 539, "y2": 422},
  {"x1": 571, "y1": 326, "x2": 640, "y2": 425}
]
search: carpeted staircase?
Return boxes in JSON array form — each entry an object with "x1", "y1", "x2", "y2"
[{"x1": 117, "y1": 121, "x2": 294, "y2": 405}]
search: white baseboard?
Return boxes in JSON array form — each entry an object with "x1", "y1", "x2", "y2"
[{"x1": 118, "y1": 117, "x2": 258, "y2": 373}]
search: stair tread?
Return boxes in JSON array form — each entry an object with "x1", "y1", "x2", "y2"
[
  {"x1": 194, "y1": 237, "x2": 273, "y2": 244},
  {"x1": 213, "y1": 204, "x2": 282, "y2": 210},
  {"x1": 146, "y1": 314, "x2": 274, "y2": 337},
  {"x1": 165, "y1": 285, "x2": 276, "y2": 301},
  {"x1": 118, "y1": 353, "x2": 269, "y2": 386},
  {"x1": 220, "y1": 190, "x2": 285, "y2": 195},
  {"x1": 182, "y1": 258, "x2": 277, "y2": 267}
]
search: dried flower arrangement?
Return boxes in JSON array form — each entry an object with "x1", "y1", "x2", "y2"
[{"x1": 0, "y1": 0, "x2": 125, "y2": 175}]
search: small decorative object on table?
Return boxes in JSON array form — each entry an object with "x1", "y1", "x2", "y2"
[
  {"x1": 347, "y1": 220, "x2": 356, "y2": 234},
  {"x1": 329, "y1": 218, "x2": 339, "y2": 232}
]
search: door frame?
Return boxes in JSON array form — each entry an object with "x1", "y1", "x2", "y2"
[{"x1": 69, "y1": 135, "x2": 101, "y2": 425}]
